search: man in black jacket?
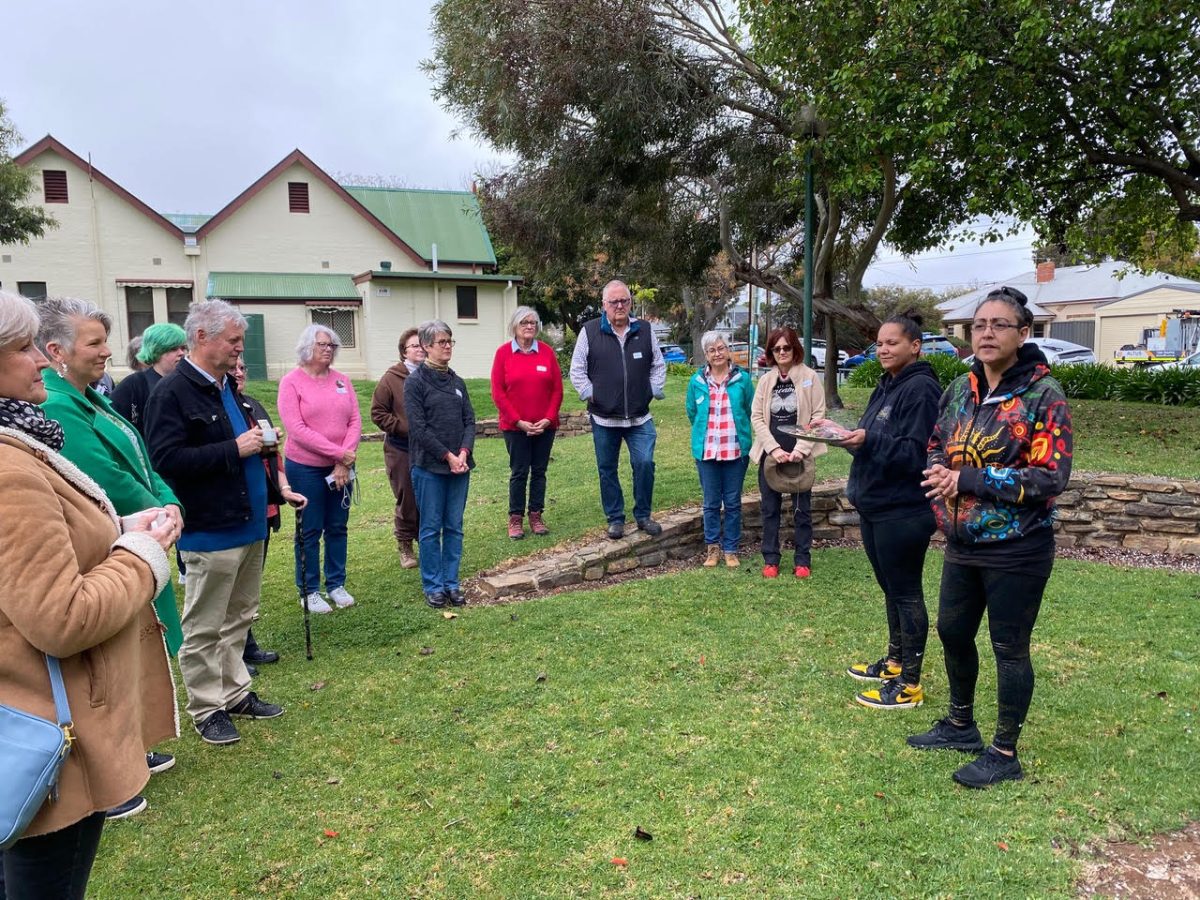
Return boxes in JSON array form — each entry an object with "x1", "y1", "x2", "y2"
[
  {"x1": 569, "y1": 279, "x2": 667, "y2": 539},
  {"x1": 144, "y1": 300, "x2": 287, "y2": 746}
]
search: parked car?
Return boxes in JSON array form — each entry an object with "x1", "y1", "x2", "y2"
[
  {"x1": 845, "y1": 334, "x2": 958, "y2": 368},
  {"x1": 1148, "y1": 349, "x2": 1200, "y2": 370},
  {"x1": 751, "y1": 337, "x2": 848, "y2": 370},
  {"x1": 659, "y1": 342, "x2": 688, "y2": 364},
  {"x1": 963, "y1": 336, "x2": 1097, "y2": 367},
  {"x1": 729, "y1": 342, "x2": 764, "y2": 368}
]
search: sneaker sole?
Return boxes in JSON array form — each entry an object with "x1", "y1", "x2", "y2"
[
  {"x1": 147, "y1": 757, "x2": 176, "y2": 774},
  {"x1": 105, "y1": 797, "x2": 148, "y2": 820},
  {"x1": 332, "y1": 600, "x2": 355, "y2": 609},
  {"x1": 906, "y1": 737, "x2": 985, "y2": 752},
  {"x1": 229, "y1": 707, "x2": 285, "y2": 720},
  {"x1": 847, "y1": 669, "x2": 901, "y2": 683},
  {"x1": 952, "y1": 769, "x2": 1024, "y2": 789},
  {"x1": 854, "y1": 694, "x2": 923, "y2": 710},
  {"x1": 196, "y1": 729, "x2": 240, "y2": 746}
]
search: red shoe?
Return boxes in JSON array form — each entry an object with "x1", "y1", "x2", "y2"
[
  {"x1": 794, "y1": 565, "x2": 811, "y2": 578},
  {"x1": 528, "y1": 510, "x2": 550, "y2": 535},
  {"x1": 762, "y1": 564, "x2": 779, "y2": 578},
  {"x1": 508, "y1": 514, "x2": 525, "y2": 540}
]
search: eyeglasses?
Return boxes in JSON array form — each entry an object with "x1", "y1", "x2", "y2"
[
  {"x1": 315, "y1": 341, "x2": 337, "y2": 349},
  {"x1": 706, "y1": 346, "x2": 728, "y2": 355},
  {"x1": 970, "y1": 320, "x2": 1021, "y2": 334},
  {"x1": 518, "y1": 319, "x2": 538, "y2": 327},
  {"x1": 772, "y1": 344, "x2": 793, "y2": 354},
  {"x1": 605, "y1": 298, "x2": 631, "y2": 307},
  {"x1": 432, "y1": 339, "x2": 456, "y2": 347},
  {"x1": 404, "y1": 343, "x2": 422, "y2": 352}
]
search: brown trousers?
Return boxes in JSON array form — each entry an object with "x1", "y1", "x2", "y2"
[{"x1": 383, "y1": 441, "x2": 420, "y2": 544}]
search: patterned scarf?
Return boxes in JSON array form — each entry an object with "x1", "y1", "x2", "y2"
[{"x1": 0, "y1": 397, "x2": 65, "y2": 451}]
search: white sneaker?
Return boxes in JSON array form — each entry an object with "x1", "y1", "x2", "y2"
[
  {"x1": 301, "y1": 592, "x2": 333, "y2": 614},
  {"x1": 328, "y1": 586, "x2": 355, "y2": 609}
]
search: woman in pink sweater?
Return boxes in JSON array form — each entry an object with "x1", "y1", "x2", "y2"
[
  {"x1": 278, "y1": 325, "x2": 362, "y2": 614},
  {"x1": 490, "y1": 306, "x2": 563, "y2": 539}
]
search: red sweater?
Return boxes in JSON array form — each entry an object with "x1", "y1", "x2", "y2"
[{"x1": 490, "y1": 341, "x2": 564, "y2": 431}]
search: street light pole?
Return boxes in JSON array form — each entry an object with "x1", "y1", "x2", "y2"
[{"x1": 798, "y1": 104, "x2": 821, "y2": 369}]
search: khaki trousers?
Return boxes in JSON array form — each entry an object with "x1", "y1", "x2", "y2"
[{"x1": 178, "y1": 541, "x2": 264, "y2": 723}]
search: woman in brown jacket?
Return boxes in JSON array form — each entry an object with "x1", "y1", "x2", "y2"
[
  {"x1": 370, "y1": 328, "x2": 425, "y2": 568},
  {"x1": 0, "y1": 291, "x2": 177, "y2": 898}
]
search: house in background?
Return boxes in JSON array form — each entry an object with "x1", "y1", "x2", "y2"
[
  {"x1": 1094, "y1": 283, "x2": 1200, "y2": 362},
  {"x1": 937, "y1": 260, "x2": 1200, "y2": 356},
  {"x1": 0, "y1": 136, "x2": 522, "y2": 379}
]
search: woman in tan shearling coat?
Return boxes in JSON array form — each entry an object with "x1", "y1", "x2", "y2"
[{"x1": 0, "y1": 291, "x2": 176, "y2": 897}]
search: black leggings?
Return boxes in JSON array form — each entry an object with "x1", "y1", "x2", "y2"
[
  {"x1": 0, "y1": 811, "x2": 105, "y2": 899},
  {"x1": 860, "y1": 510, "x2": 935, "y2": 685},
  {"x1": 937, "y1": 561, "x2": 1048, "y2": 751}
]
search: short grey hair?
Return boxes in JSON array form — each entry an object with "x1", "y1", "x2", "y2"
[
  {"x1": 35, "y1": 296, "x2": 113, "y2": 356},
  {"x1": 0, "y1": 290, "x2": 41, "y2": 348},
  {"x1": 509, "y1": 305, "x2": 541, "y2": 339},
  {"x1": 418, "y1": 319, "x2": 452, "y2": 347},
  {"x1": 700, "y1": 331, "x2": 728, "y2": 355},
  {"x1": 296, "y1": 323, "x2": 341, "y2": 364},
  {"x1": 602, "y1": 279, "x2": 631, "y2": 302},
  {"x1": 185, "y1": 299, "x2": 247, "y2": 350},
  {"x1": 127, "y1": 336, "x2": 144, "y2": 370}
]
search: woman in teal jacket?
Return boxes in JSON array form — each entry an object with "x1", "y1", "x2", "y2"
[{"x1": 686, "y1": 332, "x2": 754, "y2": 567}]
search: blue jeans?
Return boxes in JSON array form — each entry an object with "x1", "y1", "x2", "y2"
[
  {"x1": 285, "y1": 460, "x2": 350, "y2": 594},
  {"x1": 410, "y1": 465, "x2": 471, "y2": 595},
  {"x1": 695, "y1": 456, "x2": 750, "y2": 552},
  {"x1": 591, "y1": 419, "x2": 657, "y2": 523}
]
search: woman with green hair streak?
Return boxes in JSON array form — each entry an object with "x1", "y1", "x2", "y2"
[{"x1": 111, "y1": 321, "x2": 188, "y2": 434}]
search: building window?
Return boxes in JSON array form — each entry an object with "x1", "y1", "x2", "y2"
[
  {"x1": 310, "y1": 308, "x2": 356, "y2": 349},
  {"x1": 42, "y1": 171, "x2": 68, "y2": 204},
  {"x1": 166, "y1": 287, "x2": 193, "y2": 326},
  {"x1": 125, "y1": 286, "x2": 154, "y2": 338},
  {"x1": 17, "y1": 281, "x2": 48, "y2": 301},
  {"x1": 456, "y1": 285, "x2": 478, "y2": 320},
  {"x1": 288, "y1": 182, "x2": 310, "y2": 213},
  {"x1": 1032, "y1": 322, "x2": 1046, "y2": 337}
]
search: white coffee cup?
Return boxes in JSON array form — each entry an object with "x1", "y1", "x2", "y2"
[
  {"x1": 120, "y1": 507, "x2": 167, "y2": 534},
  {"x1": 258, "y1": 419, "x2": 278, "y2": 447}
]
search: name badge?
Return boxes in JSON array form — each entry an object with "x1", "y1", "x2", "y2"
[
  {"x1": 632, "y1": 351, "x2": 644, "y2": 359},
  {"x1": 802, "y1": 380, "x2": 812, "y2": 388},
  {"x1": 335, "y1": 379, "x2": 348, "y2": 394},
  {"x1": 536, "y1": 365, "x2": 548, "y2": 372},
  {"x1": 455, "y1": 388, "x2": 463, "y2": 398}
]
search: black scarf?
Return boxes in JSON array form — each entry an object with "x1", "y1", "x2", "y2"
[{"x1": 0, "y1": 397, "x2": 65, "y2": 451}]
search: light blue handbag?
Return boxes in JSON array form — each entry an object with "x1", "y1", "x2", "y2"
[{"x1": 0, "y1": 655, "x2": 75, "y2": 850}]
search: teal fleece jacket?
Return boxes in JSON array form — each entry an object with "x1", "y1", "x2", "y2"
[{"x1": 686, "y1": 364, "x2": 754, "y2": 459}]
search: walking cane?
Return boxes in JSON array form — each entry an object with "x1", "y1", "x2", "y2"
[{"x1": 295, "y1": 505, "x2": 314, "y2": 660}]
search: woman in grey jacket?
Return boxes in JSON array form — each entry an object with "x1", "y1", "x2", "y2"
[{"x1": 404, "y1": 320, "x2": 475, "y2": 609}]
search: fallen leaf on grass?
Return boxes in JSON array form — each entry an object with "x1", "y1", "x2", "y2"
[
  {"x1": 419, "y1": 647, "x2": 435, "y2": 656},
  {"x1": 310, "y1": 681, "x2": 326, "y2": 692},
  {"x1": 699, "y1": 654, "x2": 706, "y2": 666},
  {"x1": 634, "y1": 826, "x2": 653, "y2": 841},
  {"x1": 611, "y1": 857, "x2": 628, "y2": 867},
  {"x1": 326, "y1": 777, "x2": 341, "y2": 785},
  {"x1": 1156, "y1": 691, "x2": 1168, "y2": 699},
  {"x1": 874, "y1": 792, "x2": 886, "y2": 799},
  {"x1": 442, "y1": 611, "x2": 458, "y2": 619},
  {"x1": 324, "y1": 829, "x2": 339, "y2": 838},
  {"x1": 535, "y1": 672, "x2": 548, "y2": 683},
  {"x1": 997, "y1": 841, "x2": 1009, "y2": 852}
]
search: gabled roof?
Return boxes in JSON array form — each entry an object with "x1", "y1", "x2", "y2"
[
  {"x1": 15, "y1": 136, "x2": 185, "y2": 240},
  {"x1": 341, "y1": 187, "x2": 496, "y2": 266},
  {"x1": 193, "y1": 149, "x2": 427, "y2": 267},
  {"x1": 1098, "y1": 281, "x2": 1200, "y2": 309},
  {"x1": 163, "y1": 213, "x2": 211, "y2": 234},
  {"x1": 938, "y1": 261, "x2": 1200, "y2": 322},
  {"x1": 208, "y1": 272, "x2": 360, "y2": 301}
]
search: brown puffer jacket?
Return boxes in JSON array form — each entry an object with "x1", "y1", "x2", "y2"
[{"x1": 0, "y1": 429, "x2": 176, "y2": 838}]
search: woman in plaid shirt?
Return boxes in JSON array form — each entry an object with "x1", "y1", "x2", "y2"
[{"x1": 686, "y1": 332, "x2": 755, "y2": 567}]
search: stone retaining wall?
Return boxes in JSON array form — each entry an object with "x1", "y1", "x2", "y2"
[{"x1": 476, "y1": 472, "x2": 1200, "y2": 599}]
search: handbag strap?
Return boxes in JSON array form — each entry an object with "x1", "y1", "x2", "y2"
[{"x1": 44, "y1": 655, "x2": 73, "y2": 728}]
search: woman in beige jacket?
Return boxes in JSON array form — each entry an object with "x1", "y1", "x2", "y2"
[
  {"x1": 749, "y1": 327, "x2": 827, "y2": 579},
  {"x1": 0, "y1": 291, "x2": 176, "y2": 897}
]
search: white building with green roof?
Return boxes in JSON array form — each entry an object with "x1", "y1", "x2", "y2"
[{"x1": 3, "y1": 136, "x2": 523, "y2": 379}]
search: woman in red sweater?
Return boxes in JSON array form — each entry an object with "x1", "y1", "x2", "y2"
[{"x1": 490, "y1": 306, "x2": 563, "y2": 539}]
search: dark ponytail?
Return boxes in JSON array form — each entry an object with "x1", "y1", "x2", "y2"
[
  {"x1": 883, "y1": 309, "x2": 924, "y2": 343},
  {"x1": 979, "y1": 285, "x2": 1033, "y2": 328}
]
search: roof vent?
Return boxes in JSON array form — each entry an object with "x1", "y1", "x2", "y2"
[{"x1": 380, "y1": 261, "x2": 392, "y2": 271}]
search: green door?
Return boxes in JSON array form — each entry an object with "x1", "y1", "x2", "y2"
[{"x1": 243, "y1": 314, "x2": 268, "y2": 379}]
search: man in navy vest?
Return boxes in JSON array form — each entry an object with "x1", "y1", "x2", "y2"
[{"x1": 570, "y1": 279, "x2": 667, "y2": 539}]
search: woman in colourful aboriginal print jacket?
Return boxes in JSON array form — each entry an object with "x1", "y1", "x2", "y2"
[{"x1": 909, "y1": 286, "x2": 1073, "y2": 790}]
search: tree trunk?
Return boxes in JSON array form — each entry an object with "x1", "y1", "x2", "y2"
[{"x1": 823, "y1": 308, "x2": 842, "y2": 410}]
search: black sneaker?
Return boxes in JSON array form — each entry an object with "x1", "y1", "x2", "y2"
[
  {"x1": 228, "y1": 691, "x2": 284, "y2": 720},
  {"x1": 106, "y1": 795, "x2": 148, "y2": 820},
  {"x1": 243, "y1": 648, "x2": 280, "y2": 665},
  {"x1": 952, "y1": 746, "x2": 1024, "y2": 788},
  {"x1": 426, "y1": 592, "x2": 448, "y2": 609},
  {"x1": 906, "y1": 716, "x2": 985, "y2": 752},
  {"x1": 146, "y1": 751, "x2": 175, "y2": 774},
  {"x1": 447, "y1": 589, "x2": 466, "y2": 608},
  {"x1": 607, "y1": 521, "x2": 626, "y2": 539},
  {"x1": 636, "y1": 518, "x2": 663, "y2": 536},
  {"x1": 196, "y1": 709, "x2": 240, "y2": 745}
]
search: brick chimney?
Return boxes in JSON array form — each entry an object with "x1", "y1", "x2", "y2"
[{"x1": 1036, "y1": 260, "x2": 1055, "y2": 283}]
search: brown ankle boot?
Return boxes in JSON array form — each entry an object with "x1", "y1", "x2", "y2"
[
  {"x1": 703, "y1": 544, "x2": 721, "y2": 567},
  {"x1": 398, "y1": 542, "x2": 418, "y2": 569},
  {"x1": 528, "y1": 510, "x2": 550, "y2": 535},
  {"x1": 508, "y1": 514, "x2": 525, "y2": 540}
]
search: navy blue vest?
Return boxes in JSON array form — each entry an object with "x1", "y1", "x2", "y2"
[{"x1": 583, "y1": 317, "x2": 654, "y2": 420}]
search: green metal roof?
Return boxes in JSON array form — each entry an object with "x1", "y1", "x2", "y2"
[
  {"x1": 207, "y1": 272, "x2": 360, "y2": 300},
  {"x1": 163, "y1": 213, "x2": 212, "y2": 234},
  {"x1": 364, "y1": 270, "x2": 523, "y2": 283},
  {"x1": 341, "y1": 187, "x2": 497, "y2": 265}
]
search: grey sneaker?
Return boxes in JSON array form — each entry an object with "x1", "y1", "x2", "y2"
[
  {"x1": 906, "y1": 716, "x2": 985, "y2": 752},
  {"x1": 228, "y1": 691, "x2": 284, "y2": 720},
  {"x1": 953, "y1": 746, "x2": 1024, "y2": 788},
  {"x1": 196, "y1": 709, "x2": 240, "y2": 745}
]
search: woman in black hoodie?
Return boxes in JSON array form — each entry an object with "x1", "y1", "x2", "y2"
[{"x1": 820, "y1": 313, "x2": 943, "y2": 711}]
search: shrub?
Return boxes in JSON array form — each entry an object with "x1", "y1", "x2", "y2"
[
  {"x1": 1114, "y1": 366, "x2": 1200, "y2": 406},
  {"x1": 847, "y1": 354, "x2": 968, "y2": 389},
  {"x1": 1050, "y1": 363, "x2": 1120, "y2": 400},
  {"x1": 667, "y1": 362, "x2": 695, "y2": 377}
]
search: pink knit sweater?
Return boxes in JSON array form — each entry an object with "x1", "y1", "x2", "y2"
[{"x1": 278, "y1": 367, "x2": 362, "y2": 467}]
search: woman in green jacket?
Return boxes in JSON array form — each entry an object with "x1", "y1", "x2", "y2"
[
  {"x1": 686, "y1": 331, "x2": 754, "y2": 567},
  {"x1": 37, "y1": 297, "x2": 185, "y2": 818}
]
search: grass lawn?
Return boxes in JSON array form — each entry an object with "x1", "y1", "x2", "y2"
[{"x1": 85, "y1": 373, "x2": 1199, "y2": 897}]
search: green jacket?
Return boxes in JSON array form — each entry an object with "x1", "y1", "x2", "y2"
[
  {"x1": 41, "y1": 368, "x2": 184, "y2": 655},
  {"x1": 686, "y1": 364, "x2": 754, "y2": 460}
]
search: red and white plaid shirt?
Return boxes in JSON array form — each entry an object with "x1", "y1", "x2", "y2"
[{"x1": 702, "y1": 370, "x2": 740, "y2": 461}]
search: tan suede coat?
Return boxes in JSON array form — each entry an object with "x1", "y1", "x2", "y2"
[
  {"x1": 749, "y1": 364, "x2": 829, "y2": 464},
  {"x1": 0, "y1": 428, "x2": 176, "y2": 838}
]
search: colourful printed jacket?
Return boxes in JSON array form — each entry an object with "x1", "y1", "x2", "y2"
[{"x1": 927, "y1": 345, "x2": 1073, "y2": 547}]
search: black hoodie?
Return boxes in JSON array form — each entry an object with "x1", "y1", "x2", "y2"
[{"x1": 846, "y1": 359, "x2": 943, "y2": 520}]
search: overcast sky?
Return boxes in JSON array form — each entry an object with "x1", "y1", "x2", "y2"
[{"x1": 4, "y1": 0, "x2": 1035, "y2": 290}]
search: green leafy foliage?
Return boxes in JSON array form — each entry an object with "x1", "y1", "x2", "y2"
[
  {"x1": 847, "y1": 354, "x2": 969, "y2": 389},
  {"x1": 0, "y1": 100, "x2": 55, "y2": 245}
]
